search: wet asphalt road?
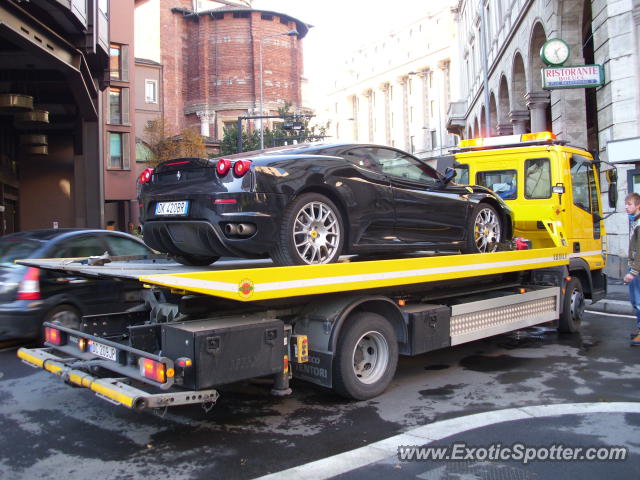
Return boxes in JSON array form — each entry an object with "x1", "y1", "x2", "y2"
[{"x1": 1, "y1": 311, "x2": 639, "y2": 480}]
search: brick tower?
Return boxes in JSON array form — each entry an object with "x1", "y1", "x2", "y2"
[{"x1": 158, "y1": 0, "x2": 309, "y2": 141}]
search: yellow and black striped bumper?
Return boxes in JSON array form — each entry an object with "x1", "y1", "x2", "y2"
[{"x1": 17, "y1": 347, "x2": 218, "y2": 409}]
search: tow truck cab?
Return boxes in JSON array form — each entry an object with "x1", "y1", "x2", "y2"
[{"x1": 451, "y1": 131, "x2": 618, "y2": 303}]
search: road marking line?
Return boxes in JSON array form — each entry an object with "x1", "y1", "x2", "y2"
[
  {"x1": 586, "y1": 309, "x2": 634, "y2": 319},
  {"x1": 255, "y1": 402, "x2": 640, "y2": 480}
]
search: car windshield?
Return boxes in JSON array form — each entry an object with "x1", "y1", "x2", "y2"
[{"x1": 0, "y1": 237, "x2": 42, "y2": 267}]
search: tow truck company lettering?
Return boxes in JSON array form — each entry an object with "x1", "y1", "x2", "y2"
[
  {"x1": 296, "y1": 363, "x2": 328, "y2": 378},
  {"x1": 295, "y1": 355, "x2": 327, "y2": 379}
]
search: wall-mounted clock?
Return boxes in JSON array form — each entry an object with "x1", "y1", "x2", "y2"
[{"x1": 540, "y1": 38, "x2": 570, "y2": 66}]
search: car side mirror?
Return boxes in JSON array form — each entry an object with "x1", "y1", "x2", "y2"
[{"x1": 442, "y1": 167, "x2": 456, "y2": 185}]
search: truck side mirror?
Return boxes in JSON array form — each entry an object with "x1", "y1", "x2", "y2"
[
  {"x1": 608, "y1": 183, "x2": 618, "y2": 209},
  {"x1": 553, "y1": 183, "x2": 565, "y2": 203},
  {"x1": 605, "y1": 167, "x2": 618, "y2": 209}
]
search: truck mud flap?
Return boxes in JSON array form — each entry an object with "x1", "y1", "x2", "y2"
[
  {"x1": 291, "y1": 350, "x2": 333, "y2": 387},
  {"x1": 17, "y1": 348, "x2": 218, "y2": 410}
]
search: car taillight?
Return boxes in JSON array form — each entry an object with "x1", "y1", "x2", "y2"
[
  {"x1": 216, "y1": 158, "x2": 232, "y2": 176},
  {"x1": 233, "y1": 160, "x2": 252, "y2": 177},
  {"x1": 138, "y1": 167, "x2": 154, "y2": 185},
  {"x1": 139, "y1": 358, "x2": 173, "y2": 383},
  {"x1": 17, "y1": 267, "x2": 40, "y2": 300},
  {"x1": 45, "y1": 326, "x2": 64, "y2": 346}
]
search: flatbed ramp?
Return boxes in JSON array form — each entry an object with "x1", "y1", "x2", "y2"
[{"x1": 19, "y1": 246, "x2": 569, "y2": 302}]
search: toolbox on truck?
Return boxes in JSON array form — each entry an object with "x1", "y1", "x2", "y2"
[
  {"x1": 161, "y1": 317, "x2": 285, "y2": 389},
  {"x1": 401, "y1": 304, "x2": 451, "y2": 355}
]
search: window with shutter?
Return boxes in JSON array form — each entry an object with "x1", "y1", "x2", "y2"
[
  {"x1": 122, "y1": 88, "x2": 130, "y2": 124},
  {"x1": 121, "y1": 45, "x2": 129, "y2": 82}
]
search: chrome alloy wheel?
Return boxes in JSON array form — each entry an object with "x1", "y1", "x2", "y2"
[
  {"x1": 569, "y1": 287, "x2": 585, "y2": 324},
  {"x1": 351, "y1": 331, "x2": 390, "y2": 385},
  {"x1": 473, "y1": 207, "x2": 501, "y2": 253},
  {"x1": 292, "y1": 200, "x2": 341, "y2": 264}
]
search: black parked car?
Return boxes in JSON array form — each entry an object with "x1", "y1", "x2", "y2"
[
  {"x1": 0, "y1": 229, "x2": 152, "y2": 341},
  {"x1": 138, "y1": 143, "x2": 513, "y2": 266}
]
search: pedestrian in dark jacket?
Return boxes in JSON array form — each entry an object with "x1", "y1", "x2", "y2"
[{"x1": 623, "y1": 192, "x2": 640, "y2": 345}]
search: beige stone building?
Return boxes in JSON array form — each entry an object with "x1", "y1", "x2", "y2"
[
  {"x1": 323, "y1": 1, "x2": 459, "y2": 160},
  {"x1": 447, "y1": 0, "x2": 640, "y2": 277}
]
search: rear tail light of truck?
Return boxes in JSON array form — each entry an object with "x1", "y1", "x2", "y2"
[
  {"x1": 44, "y1": 326, "x2": 64, "y2": 346},
  {"x1": 17, "y1": 267, "x2": 41, "y2": 300},
  {"x1": 139, "y1": 358, "x2": 173, "y2": 384}
]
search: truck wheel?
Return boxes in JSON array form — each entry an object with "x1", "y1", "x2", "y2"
[
  {"x1": 271, "y1": 193, "x2": 344, "y2": 266},
  {"x1": 172, "y1": 254, "x2": 219, "y2": 266},
  {"x1": 558, "y1": 277, "x2": 584, "y2": 333},
  {"x1": 45, "y1": 304, "x2": 81, "y2": 330},
  {"x1": 464, "y1": 203, "x2": 502, "y2": 253},
  {"x1": 333, "y1": 312, "x2": 398, "y2": 400}
]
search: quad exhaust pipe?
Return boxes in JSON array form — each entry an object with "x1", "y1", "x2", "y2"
[{"x1": 224, "y1": 223, "x2": 256, "y2": 237}]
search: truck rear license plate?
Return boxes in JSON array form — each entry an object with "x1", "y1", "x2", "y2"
[
  {"x1": 155, "y1": 201, "x2": 189, "y2": 216},
  {"x1": 89, "y1": 341, "x2": 117, "y2": 361}
]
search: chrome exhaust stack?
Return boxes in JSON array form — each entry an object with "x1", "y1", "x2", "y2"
[
  {"x1": 236, "y1": 223, "x2": 256, "y2": 236},
  {"x1": 224, "y1": 223, "x2": 238, "y2": 235}
]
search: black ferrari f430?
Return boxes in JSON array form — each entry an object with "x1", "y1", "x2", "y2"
[{"x1": 138, "y1": 143, "x2": 513, "y2": 266}]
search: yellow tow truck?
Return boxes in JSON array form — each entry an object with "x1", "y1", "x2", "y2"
[{"x1": 16, "y1": 132, "x2": 617, "y2": 411}]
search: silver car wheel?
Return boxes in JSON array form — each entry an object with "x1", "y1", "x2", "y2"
[
  {"x1": 292, "y1": 200, "x2": 341, "y2": 264},
  {"x1": 473, "y1": 207, "x2": 501, "y2": 253},
  {"x1": 351, "y1": 330, "x2": 390, "y2": 385}
]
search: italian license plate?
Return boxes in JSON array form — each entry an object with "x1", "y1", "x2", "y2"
[
  {"x1": 89, "y1": 341, "x2": 117, "y2": 361},
  {"x1": 155, "y1": 201, "x2": 189, "y2": 216}
]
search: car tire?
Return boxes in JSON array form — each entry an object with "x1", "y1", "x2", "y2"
[
  {"x1": 271, "y1": 193, "x2": 344, "y2": 266},
  {"x1": 558, "y1": 277, "x2": 584, "y2": 333},
  {"x1": 333, "y1": 312, "x2": 398, "y2": 400},
  {"x1": 172, "y1": 254, "x2": 220, "y2": 266},
  {"x1": 464, "y1": 203, "x2": 502, "y2": 253},
  {"x1": 45, "y1": 304, "x2": 81, "y2": 330}
]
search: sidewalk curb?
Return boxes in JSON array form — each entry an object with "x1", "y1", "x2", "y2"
[{"x1": 587, "y1": 299, "x2": 634, "y2": 316}]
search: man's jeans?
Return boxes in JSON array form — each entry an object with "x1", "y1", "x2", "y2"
[{"x1": 628, "y1": 275, "x2": 640, "y2": 329}]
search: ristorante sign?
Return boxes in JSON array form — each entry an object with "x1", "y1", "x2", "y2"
[{"x1": 542, "y1": 65, "x2": 605, "y2": 89}]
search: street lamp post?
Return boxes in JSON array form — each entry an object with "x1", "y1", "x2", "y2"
[{"x1": 258, "y1": 29, "x2": 298, "y2": 150}]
